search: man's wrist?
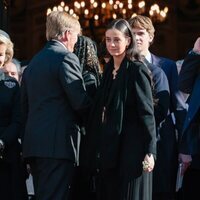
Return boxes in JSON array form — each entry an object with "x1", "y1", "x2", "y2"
[{"x1": 0, "y1": 139, "x2": 5, "y2": 150}]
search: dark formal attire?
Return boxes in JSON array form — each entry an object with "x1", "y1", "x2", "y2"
[
  {"x1": 71, "y1": 35, "x2": 102, "y2": 200},
  {"x1": 145, "y1": 61, "x2": 170, "y2": 127},
  {"x1": 0, "y1": 70, "x2": 28, "y2": 200},
  {"x1": 178, "y1": 52, "x2": 200, "y2": 200},
  {"x1": 80, "y1": 57, "x2": 157, "y2": 200},
  {"x1": 151, "y1": 54, "x2": 187, "y2": 200},
  {"x1": 21, "y1": 40, "x2": 91, "y2": 200}
]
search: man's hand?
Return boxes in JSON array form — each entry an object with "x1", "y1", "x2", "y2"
[
  {"x1": 193, "y1": 37, "x2": 200, "y2": 54},
  {"x1": 0, "y1": 139, "x2": 4, "y2": 159},
  {"x1": 179, "y1": 153, "x2": 192, "y2": 174}
]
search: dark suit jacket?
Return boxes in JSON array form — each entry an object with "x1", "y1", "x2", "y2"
[
  {"x1": 178, "y1": 53, "x2": 200, "y2": 160},
  {"x1": 147, "y1": 62, "x2": 169, "y2": 126},
  {"x1": 151, "y1": 54, "x2": 187, "y2": 193},
  {"x1": 152, "y1": 54, "x2": 187, "y2": 134},
  {"x1": 21, "y1": 40, "x2": 91, "y2": 162}
]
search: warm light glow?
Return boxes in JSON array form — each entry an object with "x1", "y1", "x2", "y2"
[
  {"x1": 53, "y1": 6, "x2": 57, "y2": 11},
  {"x1": 113, "y1": 4, "x2": 117, "y2": 9},
  {"x1": 128, "y1": 4, "x2": 132, "y2": 9},
  {"x1": 93, "y1": 2, "x2": 98, "y2": 8},
  {"x1": 84, "y1": 9, "x2": 89, "y2": 15},
  {"x1": 60, "y1": 1, "x2": 65, "y2": 7},
  {"x1": 47, "y1": 8, "x2": 51, "y2": 15},
  {"x1": 122, "y1": 9, "x2": 126, "y2": 14},
  {"x1": 119, "y1": 3, "x2": 123, "y2": 9},
  {"x1": 131, "y1": 13, "x2": 137, "y2": 18},
  {"x1": 102, "y1": 2, "x2": 106, "y2": 8},
  {"x1": 113, "y1": 13, "x2": 117, "y2": 19},
  {"x1": 164, "y1": 7, "x2": 169, "y2": 13},
  {"x1": 74, "y1": 2, "x2": 80, "y2": 8},
  {"x1": 94, "y1": 14, "x2": 99, "y2": 20},
  {"x1": 64, "y1": 6, "x2": 69, "y2": 12},
  {"x1": 69, "y1": 9, "x2": 74, "y2": 15},
  {"x1": 109, "y1": 0, "x2": 113, "y2": 5},
  {"x1": 80, "y1": 1, "x2": 85, "y2": 7},
  {"x1": 138, "y1": 1, "x2": 145, "y2": 8},
  {"x1": 58, "y1": 5, "x2": 63, "y2": 11},
  {"x1": 160, "y1": 10, "x2": 166, "y2": 18},
  {"x1": 47, "y1": 0, "x2": 169, "y2": 24}
]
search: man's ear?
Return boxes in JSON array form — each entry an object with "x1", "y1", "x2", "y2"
[
  {"x1": 149, "y1": 35, "x2": 154, "y2": 43},
  {"x1": 63, "y1": 30, "x2": 69, "y2": 42}
]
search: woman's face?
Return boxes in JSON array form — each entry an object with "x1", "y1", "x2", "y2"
[
  {"x1": 105, "y1": 28, "x2": 130, "y2": 57},
  {"x1": 0, "y1": 43, "x2": 6, "y2": 68}
]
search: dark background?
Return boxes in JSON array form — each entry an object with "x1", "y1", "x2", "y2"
[{"x1": 1, "y1": 0, "x2": 200, "y2": 62}]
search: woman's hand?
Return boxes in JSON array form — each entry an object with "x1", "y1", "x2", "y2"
[{"x1": 142, "y1": 154, "x2": 155, "y2": 172}]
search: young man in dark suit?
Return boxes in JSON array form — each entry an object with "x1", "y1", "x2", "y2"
[
  {"x1": 129, "y1": 15, "x2": 188, "y2": 200},
  {"x1": 21, "y1": 11, "x2": 91, "y2": 200},
  {"x1": 178, "y1": 37, "x2": 200, "y2": 200}
]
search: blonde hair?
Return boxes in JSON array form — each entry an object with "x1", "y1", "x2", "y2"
[
  {"x1": 46, "y1": 11, "x2": 81, "y2": 41},
  {"x1": 129, "y1": 15, "x2": 155, "y2": 39},
  {"x1": 0, "y1": 34, "x2": 14, "y2": 65}
]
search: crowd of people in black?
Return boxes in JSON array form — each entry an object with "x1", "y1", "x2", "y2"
[{"x1": 0, "y1": 11, "x2": 199, "y2": 200}]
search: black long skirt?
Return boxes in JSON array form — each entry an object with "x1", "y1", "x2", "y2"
[{"x1": 120, "y1": 171, "x2": 153, "y2": 200}]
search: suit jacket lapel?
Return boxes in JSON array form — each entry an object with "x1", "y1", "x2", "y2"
[
  {"x1": 151, "y1": 53, "x2": 162, "y2": 67},
  {"x1": 183, "y1": 77, "x2": 200, "y2": 132}
]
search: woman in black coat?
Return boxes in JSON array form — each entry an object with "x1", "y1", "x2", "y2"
[
  {"x1": 0, "y1": 33, "x2": 28, "y2": 200},
  {"x1": 79, "y1": 19, "x2": 157, "y2": 200}
]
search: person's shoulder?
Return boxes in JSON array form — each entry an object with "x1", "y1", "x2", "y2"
[
  {"x1": 129, "y1": 60, "x2": 149, "y2": 73},
  {"x1": 152, "y1": 53, "x2": 175, "y2": 63},
  {"x1": 157, "y1": 55, "x2": 176, "y2": 66},
  {"x1": 129, "y1": 60, "x2": 144, "y2": 67},
  {"x1": 149, "y1": 63, "x2": 165, "y2": 75},
  {"x1": 65, "y1": 51, "x2": 80, "y2": 63}
]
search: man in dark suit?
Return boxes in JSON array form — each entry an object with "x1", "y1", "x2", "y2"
[
  {"x1": 129, "y1": 15, "x2": 187, "y2": 200},
  {"x1": 21, "y1": 11, "x2": 91, "y2": 200},
  {"x1": 178, "y1": 37, "x2": 200, "y2": 200}
]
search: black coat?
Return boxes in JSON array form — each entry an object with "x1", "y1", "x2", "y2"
[
  {"x1": 80, "y1": 59, "x2": 156, "y2": 178},
  {"x1": 0, "y1": 71, "x2": 21, "y2": 162},
  {"x1": 178, "y1": 52, "x2": 200, "y2": 169},
  {"x1": 0, "y1": 71, "x2": 27, "y2": 200},
  {"x1": 21, "y1": 40, "x2": 91, "y2": 162}
]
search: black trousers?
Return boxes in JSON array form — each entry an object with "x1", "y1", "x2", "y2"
[
  {"x1": 182, "y1": 168, "x2": 200, "y2": 200},
  {"x1": 0, "y1": 160, "x2": 28, "y2": 200},
  {"x1": 71, "y1": 167, "x2": 119, "y2": 200},
  {"x1": 29, "y1": 157, "x2": 75, "y2": 200}
]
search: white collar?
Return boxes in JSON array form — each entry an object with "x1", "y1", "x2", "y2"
[{"x1": 145, "y1": 51, "x2": 152, "y2": 64}]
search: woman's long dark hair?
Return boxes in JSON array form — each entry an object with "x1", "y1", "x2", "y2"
[{"x1": 105, "y1": 18, "x2": 141, "y2": 61}]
